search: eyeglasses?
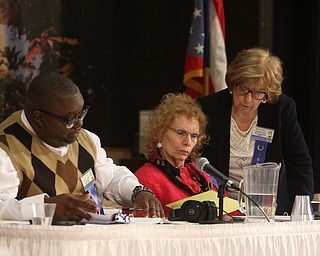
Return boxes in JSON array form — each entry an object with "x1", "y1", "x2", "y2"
[
  {"x1": 168, "y1": 127, "x2": 200, "y2": 141},
  {"x1": 235, "y1": 84, "x2": 267, "y2": 100},
  {"x1": 36, "y1": 106, "x2": 89, "y2": 129}
]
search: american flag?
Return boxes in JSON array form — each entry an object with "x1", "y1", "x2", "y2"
[{"x1": 183, "y1": 0, "x2": 227, "y2": 98}]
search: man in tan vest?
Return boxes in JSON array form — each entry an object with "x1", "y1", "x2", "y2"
[{"x1": 0, "y1": 72, "x2": 164, "y2": 221}]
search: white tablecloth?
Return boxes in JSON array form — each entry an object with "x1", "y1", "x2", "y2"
[{"x1": 1, "y1": 220, "x2": 320, "y2": 256}]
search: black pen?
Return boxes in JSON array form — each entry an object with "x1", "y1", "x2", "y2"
[{"x1": 121, "y1": 207, "x2": 144, "y2": 211}]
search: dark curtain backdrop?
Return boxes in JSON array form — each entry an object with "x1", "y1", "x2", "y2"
[
  {"x1": 273, "y1": 1, "x2": 320, "y2": 192},
  {"x1": 62, "y1": 0, "x2": 320, "y2": 192},
  {"x1": 1, "y1": 0, "x2": 318, "y2": 191}
]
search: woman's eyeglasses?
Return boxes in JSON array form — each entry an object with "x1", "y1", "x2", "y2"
[
  {"x1": 168, "y1": 127, "x2": 199, "y2": 141},
  {"x1": 235, "y1": 84, "x2": 266, "y2": 100},
  {"x1": 36, "y1": 106, "x2": 89, "y2": 129}
]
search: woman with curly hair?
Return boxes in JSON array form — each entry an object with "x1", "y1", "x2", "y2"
[{"x1": 135, "y1": 92, "x2": 219, "y2": 217}]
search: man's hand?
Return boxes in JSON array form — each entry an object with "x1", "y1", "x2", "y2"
[
  {"x1": 44, "y1": 193, "x2": 99, "y2": 221},
  {"x1": 132, "y1": 191, "x2": 164, "y2": 218}
]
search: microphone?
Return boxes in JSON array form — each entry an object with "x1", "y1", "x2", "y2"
[
  {"x1": 196, "y1": 157, "x2": 240, "y2": 191},
  {"x1": 196, "y1": 157, "x2": 271, "y2": 222}
]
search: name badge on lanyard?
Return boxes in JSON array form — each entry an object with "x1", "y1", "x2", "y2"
[
  {"x1": 251, "y1": 126, "x2": 274, "y2": 164},
  {"x1": 80, "y1": 168, "x2": 104, "y2": 215}
]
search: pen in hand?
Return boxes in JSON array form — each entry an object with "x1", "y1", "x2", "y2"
[{"x1": 121, "y1": 207, "x2": 144, "y2": 211}]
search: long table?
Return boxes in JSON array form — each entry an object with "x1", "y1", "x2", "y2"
[{"x1": 1, "y1": 220, "x2": 320, "y2": 256}]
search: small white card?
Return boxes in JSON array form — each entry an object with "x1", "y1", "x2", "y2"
[{"x1": 80, "y1": 168, "x2": 95, "y2": 191}]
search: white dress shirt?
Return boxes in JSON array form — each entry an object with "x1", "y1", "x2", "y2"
[{"x1": 0, "y1": 111, "x2": 140, "y2": 220}]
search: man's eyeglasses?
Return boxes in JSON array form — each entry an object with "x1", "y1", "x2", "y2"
[
  {"x1": 235, "y1": 84, "x2": 267, "y2": 100},
  {"x1": 36, "y1": 106, "x2": 89, "y2": 129},
  {"x1": 168, "y1": 127, "x2": 199, "y2": 141}
]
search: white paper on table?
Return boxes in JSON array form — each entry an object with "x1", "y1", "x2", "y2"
[{"x1": 81, "y1": 210, "x2": 162, "y2": 224}]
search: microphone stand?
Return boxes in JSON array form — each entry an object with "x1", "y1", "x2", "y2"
[
  {"x1": 200, "y1": 180, "x2": 229, "y2": 224},
  {"x1": 217, "y1": 181, "x2": 227, "y2": 221},
  {"x1": 200, "y1": 179, "x2": 229, "y2": 224}
]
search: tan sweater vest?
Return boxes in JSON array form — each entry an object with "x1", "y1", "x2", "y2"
[{"x1": 0, "y1": 111, "x2": 97, "y2": 199}]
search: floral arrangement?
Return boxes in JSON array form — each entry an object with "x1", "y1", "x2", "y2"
[{"x1": 0, "y1": 24, "x2": 78, "y2": 121}]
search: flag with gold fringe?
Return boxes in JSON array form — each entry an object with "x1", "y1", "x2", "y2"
[{"x1": 184, "y1": 0, "x2": 227, "y2": 98}]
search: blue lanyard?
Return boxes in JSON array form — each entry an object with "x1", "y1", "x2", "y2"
[
  {"x1": 88, "y1": 186, "x2": 104, "y2": 215},
  {"x1": 252, "y1": 140, "x2": 268, "y2": 164},
  {"x1": 80, "y1": 168, "x2": 104, "y2": 215}
]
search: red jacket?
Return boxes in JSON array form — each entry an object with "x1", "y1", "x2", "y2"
[{"x1": 135, "y1": 162, "x2": 219, "y2": 217}]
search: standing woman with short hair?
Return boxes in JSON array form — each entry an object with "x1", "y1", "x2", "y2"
[{"x1": 197, "y1": 47, "x2": 314, "y2": 215}]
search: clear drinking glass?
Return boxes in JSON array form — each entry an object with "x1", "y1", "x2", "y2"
[
  {"x1": 30, "y1": 203, "x2": 56, "y2": 225},
  {"x1": 291, "y1": 195, "x2": 314, "y2": 221}
]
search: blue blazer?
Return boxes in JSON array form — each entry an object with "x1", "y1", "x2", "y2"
[{"x1": 197, "y1": 89, "x2": 314, "y2": 214}]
